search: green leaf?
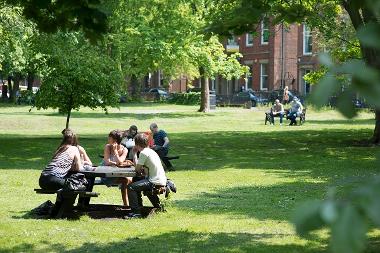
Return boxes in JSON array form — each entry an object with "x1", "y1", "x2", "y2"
[
  {"x1": 330, "y1": 205, "x2": 367, "y2": 253},
  {"x1": 336, "y1": 88, "x2": 357, "y2": 118},
  {"x1": 311, "y1": 74, "x2": 340, "y2": 107},
  {"x1": 293, "y1": 200, "x2": 325, "y2": 236},
  {"x1": 357, "y1": 23, "x2": 380, "y2": 50}
]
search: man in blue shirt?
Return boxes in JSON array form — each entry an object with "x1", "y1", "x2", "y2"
[{"x1": 150, "y1": 123, "x2": 173, "y2": 170}]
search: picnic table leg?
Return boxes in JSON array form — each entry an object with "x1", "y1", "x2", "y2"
[
  {"x1": 55, "y1": 193, "x2": 78, "y2": 218},
  {"x1": 77, "y1": 177, "x2": 95, "y2": 208}
]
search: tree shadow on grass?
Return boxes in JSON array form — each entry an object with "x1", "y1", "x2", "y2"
[
  {"x1": 0, "y1": 129, "x2": 378, "y2": 178},
  {"x1": 307, "y1": 118, "x2": 375, "y2": 125},
  {"x1": 174, "y1": 182, "x2": 326, "y2": 221},
  {"x1": 0, "y1": 231, "x2": 327, "y2": 253}
]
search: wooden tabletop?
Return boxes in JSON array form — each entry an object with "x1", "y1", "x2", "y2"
[{"x1": 81, "y1": 166, "x2": 136, "y2": 178}]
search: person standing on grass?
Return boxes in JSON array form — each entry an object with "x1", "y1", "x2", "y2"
[
  {"x1": 287, "y1": 97, "x2": 303, "y2": 126},
  {"x1": 150, "y1": 123, "x2": 173, "y2": 170},
  {"x1": 126, "y1": 133, "x2": 167, "y2": 218},
  {"x1": 39, "y1": 129, "x2": 92, "y2": 191},
  {"x1": 270, "y1": 99, "x2": 285, "y2": 125},
  {"x1": 283, "y1": 86, "x2": 290, "y2": 104},
  {"x1": 102, "y1": 129, "x2": 133, "y2": 206}
]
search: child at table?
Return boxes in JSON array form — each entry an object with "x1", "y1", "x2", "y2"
[{"x1": 101, "y1": 130, "x2": 133, "y2": 206}]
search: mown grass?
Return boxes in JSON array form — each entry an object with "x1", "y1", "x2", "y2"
[{"x1": 0, "y1": 103, "x2": 379, "y2": 253}]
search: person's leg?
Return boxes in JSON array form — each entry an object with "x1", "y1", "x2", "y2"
[
  {"x1": 279, "y1": 112, "x2": 284, "y2": 124},
  {"x1": 39, "y1": 174, "x2": 66, "y2": 191},
  {"x1": 127, "y1": 179, "x2": 154, "y2": 214},
  {"x1": 154, "y1": 147, "x2": 173, "y2": 169},
  {"x1": 119, "y1": 177, "x2": 132, "y2": 206},
  {"x1": 146, "y1": 192, "x2": 161, "y2": 208},
  {"x1": 270, "y1": 112, "x2": 275, "y2": 125},
  {"x1": 290, "y1": 113, "x2": 297, "y2": 125}
]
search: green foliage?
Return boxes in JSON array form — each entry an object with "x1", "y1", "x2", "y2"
[
  {"x1": 294, "y1": 178, "x2": 380, "y2": 253},
  {"x1": 34, "y1": 32, "x2": 123, "y2": 115},
  {"x1": 18, "y1": 89, "x2": 35, "y2": 105},
  {"x1": 168, "y1": 92, "x2": 201, "y2": 105},
  {"x1": 2, "y1": 0, "x2": 108, "y2": 41}
]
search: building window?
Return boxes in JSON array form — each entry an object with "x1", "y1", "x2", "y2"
[
  {"x1": 302, "y1": 69, "x2": 311, "y2": 95},
  {"x1": 246, "y1": 65, "x2": 253, "y2": 88},
  {"x1": 260, "y1": 63, "x2": 268, "y2": 90},
  {"x1": 246, "y1": 33, "x2": 253, "y2": 46},
  {"x1": 227, "y1": 36, "x2": 237, "y2": 46},
  {"x1": 303, "y1": 24, "x2": 312, "y2": 55},
  {"x1": 261, "y1": 18, "x2": 269, "y2": 45}
]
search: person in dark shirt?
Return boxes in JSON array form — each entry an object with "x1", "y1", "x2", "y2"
[{"x1": 149, "y1": 123, "x2": 173, "y2": 170}]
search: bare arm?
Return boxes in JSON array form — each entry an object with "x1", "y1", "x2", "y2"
[
  {"x1": 163, "y1": 137, "x2": 169, "y2": 148},
  {"x1": 113, "y1": 146, "x2": 128, "y2": 164},
  {"x1": 70, "y1": 147, "x2": 83, "y2": 171},
  {"x1": 78, "y1": 145, "x2": 92, "y2": 166},
  {"x1": 135, "y1": 164, "x2": 146, "y2": 176},
  {"x1": 103, "y1": 144, "x2": 117, "y2": 166}
]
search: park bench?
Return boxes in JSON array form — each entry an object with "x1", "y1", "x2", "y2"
[
  {"x1": 265, "y1": 108, "x2": 306, "y2": 125},
  {"x1": 34, "y1": 188, "x2": 99, "y2": 218}
]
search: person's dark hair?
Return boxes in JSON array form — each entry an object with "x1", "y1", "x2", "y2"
[
  {"x1": 128, "y1": 125, "x2": 138, "y2": 138},
  {"x1": 134, "y1": 133, "x2": 149, "y2": 148},
  {"x1": 109, "y1": 130, "x2": 123, "y2": 144},
  {"x1": 129, "y1": 125, "x2": 138, "y2": 132},
  {"x1": 53, "y1": 128, "x2": 78, "y2": 159}
]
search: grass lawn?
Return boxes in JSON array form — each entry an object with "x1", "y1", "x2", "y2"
[{"x1": 0, "y1": 103, "x2": 379, "y2": 252}]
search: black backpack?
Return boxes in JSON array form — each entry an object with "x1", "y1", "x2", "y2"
[{"x1": 63, "y1": 173, "x2": 88, "y2": 191}]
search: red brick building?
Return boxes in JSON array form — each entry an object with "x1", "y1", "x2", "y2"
[
  {"x1": 212, "y1": 22, "x2": 318, "y2": 96},
  {"x1": 148, "y1": 21, "x2": 318, "y2": 97}
]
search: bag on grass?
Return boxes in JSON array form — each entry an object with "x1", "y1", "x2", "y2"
[
  {"x1": 63, "y1": 173, "x2": 88, "y2": 191},
  {"x1": 165, "y1": 179, "x2": 177, "y2": 198},
  {"x1": 31, "y1": 200, "x2": 54, "y2": 216}
]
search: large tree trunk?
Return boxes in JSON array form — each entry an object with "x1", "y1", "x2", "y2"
[
  {"x1": 66, "y1": 108, "x2": 71, "y2": 129},
  {"x1": 11, "y1": 74, "x2": 21, "y2": 104},
  {"x1": 344, "y1": 1, "x2": 380, "y2": 143},
  {"x1": 198, "y1": 66, "x2": 210, "y2": 112},
  {"x1": 372, "y1": 110, "x2": 380, "y2": 144},
  {"x1": 7, "y1": 76, "x2": 13, "y2": 102},
  {"x1": 27, "y1": 72, "x2": 34, "y2": 91}
]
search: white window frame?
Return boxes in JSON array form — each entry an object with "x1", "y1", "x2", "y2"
[
  {"x1": 261, "y1": 19, "x2": 269, "y2": 45},
  {"x1": 303, "y1": 24, "x2": 312, "y2": 55},
  {"x1": 227, "y1": 36, "x2": 237, "y2": 46},
  {"x1": 302, "y1": 69, "x2": 312, "y2": 95},
  {"x1": 260, "y1": 63, "x2": 268, "y2": 90},
  {"x1": 246, "y1": 33, "x2": 253, "y2": 46}
]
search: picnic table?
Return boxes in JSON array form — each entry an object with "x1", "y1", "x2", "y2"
[
  {"x1": 35, "y1": 166, "x2": 137, "y2": 218},
  {"x1": 78, "y1": 165, "x2": 136, "y2": 207}
]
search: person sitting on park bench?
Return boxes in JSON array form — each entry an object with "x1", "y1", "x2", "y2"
[
  {"x1": 126, "y1": 133, "x2": 167, "y2": 218},
  {"x1": 102, "y1": 129, "x2": 133, "y2": 206},
  {"x1": 39, "y1": 128, "x2": 92, "y2": 191},
  {"x1": 287, "y1": 97, "x2": 304, "y2": 126},
  {"x1": 270, "y1": 99, "x2": 285, "y2": 125},
  {"x1": 150, "y1": 123, "x2": 173, "y2": 170}
]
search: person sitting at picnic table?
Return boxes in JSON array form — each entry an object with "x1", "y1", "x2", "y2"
[
  {"x1": 270, "y1": 99, "x2": 285, "y2": 125},
  {"x1": 102, "y1": 129, "x2": 133, "y2": 206},
  {"x1": 126, "y1": 133, "x2": 167, "y2": 218},
  {"x1": 150, "y1": 123, "x2": 173, "y2": 170},
  {"x1": 39, "y1": 128, "x2": 92, "y2": 191},
  {"x1": 121, "y1": 125, "x2": 138, "y2": 159},
  {"x1": 287, "y1": 97, "x2": 303, "y2": 126}
]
